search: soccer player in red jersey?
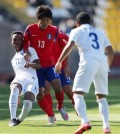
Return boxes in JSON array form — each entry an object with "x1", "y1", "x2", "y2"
[
  {"x1": 23, "y1": 5, "x2": 69, "y2": 123},
  {"x1": 44, "y1": 32, "x2": 74, "y2": 120}
]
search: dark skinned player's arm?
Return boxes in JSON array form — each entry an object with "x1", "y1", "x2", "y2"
[{"x1": 24, "y1": 59, "x2": 41, "y2": 69}]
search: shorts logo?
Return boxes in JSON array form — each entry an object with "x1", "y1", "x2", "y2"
[{"x1": 47, "y1": 34, "x2": 52, "y2": 39}]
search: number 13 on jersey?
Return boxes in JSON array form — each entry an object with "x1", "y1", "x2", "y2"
[{"x1": 38, "y1": 40, "x2": 45, "y2": 48}]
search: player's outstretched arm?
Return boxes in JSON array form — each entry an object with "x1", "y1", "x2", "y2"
[
  {"x1": 24, "y1": 59, "x2": 41, "y2": 69},
  {"x1": 55, "y1": 40, "x2": 75, "y2": 73}
]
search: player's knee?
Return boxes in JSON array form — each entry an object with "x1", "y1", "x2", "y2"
[
  {"x1": 96, "y1": 94, "x2": 106, "y2": 100},
  {"x1": 53, "y1": 84, "x2": 61, "y2": 93},
  {"x1": 37, "y1": 88, "x2": 45, "y2": 100},
  {"x1": 37, "y1": 93, "x2": 44, "y2": 100},
  {"x1": 10, "y1": 83, "x2": 17, "y2": 90},
  {"x1": 24, "y1": 92, "x2": 35, "y2": 102},
  {"x1": 10, "y1": 83, "x2": 20, "y2": 95},
  {"x1": 63, "y1": 86, "x2": 72, "y2": 96}
]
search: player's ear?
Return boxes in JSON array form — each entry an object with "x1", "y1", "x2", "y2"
[
  {"x1": 76, "y1": 21, "x2": 80, "y2": 27},
  {"x1": 11, "y1": 39, "x2": 13, "y2": 46}
]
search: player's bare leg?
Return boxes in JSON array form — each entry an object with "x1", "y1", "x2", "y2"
[{"x1": 62, "y1": 85, "x2": 74, "y2": 105}]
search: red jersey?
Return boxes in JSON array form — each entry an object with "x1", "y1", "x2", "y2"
[
  {"x1": 53, "y1": 32, "x2": 69, "y2": 69},
  {"x1": 24, "y1": 24, "x2": 60, "y2": 67}
]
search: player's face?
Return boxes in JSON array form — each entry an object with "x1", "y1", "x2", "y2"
[
  {"x1": 38, "y1": 17, "x2": 51, "y2": 29},
  {"x1": 11, "y1": 34, "x2": 23, "y2": 52}
]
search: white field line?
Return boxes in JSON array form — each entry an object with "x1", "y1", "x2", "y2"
[{"x1": 25, "y1": 113, "x2": 120, "y2": 122}]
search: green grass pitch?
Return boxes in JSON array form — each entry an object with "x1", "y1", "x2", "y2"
[{"x1": 0, "y1": 79, "x2": 120, "y2": 134}]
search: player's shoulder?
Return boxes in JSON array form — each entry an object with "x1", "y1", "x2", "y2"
[
  {"x1": 98, "y1": 29, "x2": 105, "y2": 35},
  {"x1": 95, "y1": 27, "x2": 106, "y2": 37},
  {"x1": 26, "y1": 23, "x2": 38, "y2": 30},
  {"x1": 48, "y1": 24, "x2": 58, "y2": 31},
  {"x1": 71, "y1": 27, "x2": 79, "y2": 35},
  {"x1": 48, "y1": 24, "x2": 57, "y2": 29}
]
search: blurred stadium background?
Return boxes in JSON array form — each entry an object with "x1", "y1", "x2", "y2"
[{"x1": 0, "y1": 0, "x2": 120, "y2": 84}]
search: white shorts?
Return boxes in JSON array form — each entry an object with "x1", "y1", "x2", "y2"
[
  {"x1": 72, "y1": 58, "x2": 109, "y2": 95},
  {"x1": 10, "y1": 75, "x2": 39, "y2": 99}
]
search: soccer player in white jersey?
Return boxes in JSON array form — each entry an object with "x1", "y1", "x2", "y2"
[
  {"x1": 55, "y1": 12, "x2": 114, "y2": 134},
  {"x1": 9, "y1": 31, "x2": 40, "y2": 126}
]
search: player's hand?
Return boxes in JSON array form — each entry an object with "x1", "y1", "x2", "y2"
[
  {"x1": 24, "y1": 62, "x2": 30, "y2": 68},
  {"x1": 54, "y1": 62, "x2": 62, "y2": 74}
]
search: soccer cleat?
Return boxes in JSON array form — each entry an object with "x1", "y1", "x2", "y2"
[
  {"x1": 48, "y1": 116, "x2": 55, "y2": 125},
  {"x1": 58, "y1": 108, "x2": 69, "y2": 121},
  {"x1": 16, "y1": 118, "x2": 22, "y2": 126},
  {"x1": 103, "y1": 127, "x2": 111, "y2": 134},
  {"x1": 9, "y1": 119, "x2": 18, "y2": 126},
  {"x1": 74, "y1": 122, "x2": 92, "y2": 134}
]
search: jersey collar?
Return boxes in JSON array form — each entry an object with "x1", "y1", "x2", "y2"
[
  {"x1": 80, "y1": 24, "x2": 91, "y2": 28},
  {"x1": 16, "y1": 49, "x2": 24, "y2": 55}
]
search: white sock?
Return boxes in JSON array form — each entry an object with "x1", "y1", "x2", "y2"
[
  {"x1": 97, "y1": 98, "x2": 110, "y2": 128},
  {"x1": 73, "y1": 93, "x2": 89, "y2": 124},
  {"x1": 18, "y1": 100, "x2": 32, "y2": 121},
  {"x1": 9, "y1": 87, "x2": 19, "y2": 119}
]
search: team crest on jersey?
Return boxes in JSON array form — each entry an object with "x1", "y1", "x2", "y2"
[{"x1": 47, "y1": 34, "x2": 52, "y2": 39}]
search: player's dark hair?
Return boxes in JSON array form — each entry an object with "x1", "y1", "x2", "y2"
[
  {"x1": 76, "y1": 12, "x2": 91, "y2": 24},
  {"x1": 11, "y1": 31, "x2": 23, "y2": 38},
  {"x1": 36, "y1": 5, "x2": 52, "y2": 20}
]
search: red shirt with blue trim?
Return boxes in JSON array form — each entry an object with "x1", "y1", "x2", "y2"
[
  {"x1": 53, "y1": 32, "x2": 69, "y2": 69},
  {"x1": 24, "y1": 24, "x2": 59, "y2": 67}
]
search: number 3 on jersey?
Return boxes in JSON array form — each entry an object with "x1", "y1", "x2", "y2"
[
  {"x1": 38, "y1": 40, "x2": 45, "y2": 48},
  {"x1": 89, "y1": 32, "x2": 99, "y2": 49}
]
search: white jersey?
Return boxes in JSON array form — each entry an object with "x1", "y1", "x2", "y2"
[
  {"x1": 11, "y1": 47, "x2": 39, "y2": 79},
  {"x1": 69, "y1": 24, "x2": 111, "y2": 69}
]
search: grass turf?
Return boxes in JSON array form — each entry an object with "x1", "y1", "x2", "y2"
[{"x1": 0, "y1": 79, "x2": 120, "y2": 134}]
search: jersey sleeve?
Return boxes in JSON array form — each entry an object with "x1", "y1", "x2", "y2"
[
  {"x1": 28, "y1": 47, "x2": 39, "y2": 62},
  {"x1": 69, "y1": 29, "x2": 78, "y2": 45},
  {"x1": 103, "y1": 32, "x2": 111, "y2": 48},
  {"x1": 23, "y1": 26, "x2": 30, "y2": 51},
  {"x1": 58, "y1": 31, "x2": 69, "y2": 48}
]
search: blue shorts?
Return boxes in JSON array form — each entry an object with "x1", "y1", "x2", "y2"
[
  {"x1": 36, "y1": 66, "x2": 60, "y2": 88},
  {"x1": 60, "y1": 70, "x2": 71, "y2": 86}
]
